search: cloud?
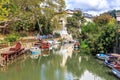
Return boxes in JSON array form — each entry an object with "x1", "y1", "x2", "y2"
[{"x1": 65, "y1": 0, "x2": 120, "y2": 15}]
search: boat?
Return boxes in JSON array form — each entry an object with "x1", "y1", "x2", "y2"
[
  {"x1": 30, "y1": 46, "x2": 41, "y2": 55},
  {"x1": 113, "y1": 63, "x2": 120, "y2": 71},
  {"x1": 112, "y1": 67, "x2": 120, "y2": 78},
  {"x1": 40, "y1": 42, "x2": 50, "y2": 49},
  {"x1": 30, "y1": 46, "x2": 41, "y2": 59},
  {"x1": 47, "y1": 39, "x2": 54, "y2": 45},
  {"x1": 96, "y1": 53, "x2": 106, "y2": 60},
  {"x1": 74, "y1": 42, "x2": 80, "y2": 49},
  {"x1": 104, "y1": 55, "x2": 118, "y2": 68},
  {"x1": 34, "y1": 39, "x2": 51, "y2": 49}
]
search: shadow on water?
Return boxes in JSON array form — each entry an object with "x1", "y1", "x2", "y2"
[{"x1": 0, "y1": 44, "x2": 119, "y2": 80}]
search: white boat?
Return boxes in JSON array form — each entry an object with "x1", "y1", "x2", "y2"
[
  {"x1": 30, "y1": 46, "x2": 41, "y2": 55},
  {"x1": 47, "y1": 40, "x2": 54, "y2": 45},
  {"x1": 30, "y1": 46, "x2": 41, "y2": 59}
]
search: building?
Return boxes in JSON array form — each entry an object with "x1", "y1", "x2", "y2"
[
  {"x1": 53, "y1": 9, "x2": 93, "y2": 40},
  {"x1": 83, "y1": 13, "x2": 93, "y2": 23},
  {"x1": 116, "y1": 12, "x2": 120, "y2": 23}
]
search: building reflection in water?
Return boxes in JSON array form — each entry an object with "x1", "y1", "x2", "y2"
[{"x1": 54, "y1": 44, "x2": 74, "y2": 67}]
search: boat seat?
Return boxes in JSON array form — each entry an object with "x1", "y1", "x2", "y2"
[{"x1": 9, "y1": 42, "x2": 22, "y2": 51}]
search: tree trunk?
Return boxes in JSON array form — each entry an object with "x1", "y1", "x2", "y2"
[{"x1": 37, "y1": 19, "x2": 42, "y2": 34}]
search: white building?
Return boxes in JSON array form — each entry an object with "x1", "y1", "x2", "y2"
[{"x1": 53, "y1": 9, "x2": 93, "y2": 40}]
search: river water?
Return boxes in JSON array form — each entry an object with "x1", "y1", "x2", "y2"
[{"x1": 0, "y1": 44, "x2": 119, "y2": 80}]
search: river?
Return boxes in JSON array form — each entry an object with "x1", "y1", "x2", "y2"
[{"x1": 0, "y1": 44, "x2": 119, "y2": 80}]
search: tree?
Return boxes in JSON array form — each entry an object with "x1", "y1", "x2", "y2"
[
  {"x1": 93, "y1": 13, "x2": 113, "y2": 26},
  {"x1": 0, "y1": 0, "x2": 10, "y2": 21},
  {"x1": 66, "y1": 10, "x2": 85, "y2": 39},
  {"x1": 38, "y1": 0, "x2": 66, "y2": 34},
  {"x1": 67, "y1": 11, "x2": 85, "y2": 28},
  {"x1": 10, "y1": 0, "x2": 66, "y2": 34}
]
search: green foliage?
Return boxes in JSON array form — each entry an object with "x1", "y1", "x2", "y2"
[
  {"x1": 67, "y1": 17, "x2": 79, "y2": 28},
  {"x1": 66, "y1": 10, "x2": 85, "y2": 39},
  {"x1": 80, "y1": 40, "x2": 88, "y2": 49},
  {"x1": 19, "y1": 31, "x2": 28, "y2": 37},
  {"x1": 8, "y1": 0, "x2": 66, "y2": 35},
  {"x1": 96, "y1": 25, "x2": 116, "y2": 53},
  {"x1": 81, "y1": 24, "x2": 116, "y2": 54},
  {"x1": 82, "y1": 22, "x2": 97, "y2": 33},
  {"x1": 5, "y1": 33, "x2": 19, "y2": 42},
  {"x1": 93, "y1": 13, "x2": 113, "y2": 26},
  {"x1": 67, "y1": 11, "x2": 85, "y2": 28},
  {"x1": 0, "y1": 0, "x2": 10, "y2": 21},
  {"x1": 85, "y1": 13, "x2": 116, "y2": 54},
  {"x1": 54, "y1": 32, "x2": 60, "y2": 38}
]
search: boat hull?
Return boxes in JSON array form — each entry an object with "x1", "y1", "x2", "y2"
[
  {"x1": 96, "y1": 54, "x2": 106, "y2": 60},
  {"x1": 30, "y1": 47, "x2": 41, "y2": 55},
  {"x1": 112, "y1": 68, "x2": 120, "y2": 78}
]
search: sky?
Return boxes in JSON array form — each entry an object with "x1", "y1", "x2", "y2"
[{"x1": 65, "y1": 0, "x2": 120, "y2": 16}]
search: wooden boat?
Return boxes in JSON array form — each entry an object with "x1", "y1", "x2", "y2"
[
  {"x1": 1, "y1": 42, "x2": 24, "y2": 62},
  {"x1": 34, "y1": 40, "x2": 50, "y2": 49},
  {"x1": 112, "y1": 67, "x2": 120, "y2": 78},
  {"x1": 40, "y1": 42, "x2": 50, "y2": 49}
]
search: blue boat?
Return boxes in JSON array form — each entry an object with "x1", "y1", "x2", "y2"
[
  {"x1": 96, "y1": 53, "x2": 106, "y2": 60},
  {"x1": 112, "y1": 67, "x2": 120, "y2": 78},
  {"x1": 30, "y1": 46, "x2": 41, "y2": 55},
  {"x1": 30, "y1": 46, "x2": 41, "y2": 59}
]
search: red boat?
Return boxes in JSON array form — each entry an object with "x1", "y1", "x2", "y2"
[
  {"x1": 34, "y1": 40, "x2": 50, "y2": 49},
  {"x1": 1, "y1": 42, "x2": 24, "y2": 62},
  {"x1": 113, "y1": 62, "x2": 120, "y2": 69},
  {"x1": 40, "y1": 42, "x2": 50, "y2": 49},
  {"x1": 74, "y1": 42, "x2": 80, "y2": 48}
]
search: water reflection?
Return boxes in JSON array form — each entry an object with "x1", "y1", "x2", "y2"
[
  {"x1": 59, "y1": 44, "x2": 74, "y2": 67},
  {"x1": 0, "y1": 44, "x2": 118, "y2": 80},
  {"x1": 80, "y1": 70, "x2": 104, "y2": 80}
]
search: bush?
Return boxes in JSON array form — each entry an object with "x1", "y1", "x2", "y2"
[
  {"x1": 80, "y1": 40, "x2": 88, "y2": 49},
  {"x1": 54, "y1": 32, "x2": 60, "y2": 38},
  {"x1": 19, "y1": 32, "x2": 28, "y2": 37},
  {"x1": 5, "y1": 34, "x2": 19, "y2": 42}
]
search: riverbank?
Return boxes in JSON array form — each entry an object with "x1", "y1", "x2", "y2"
[{"x1": 0, "y1": 36, "x2": 62, "y2": 60}]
